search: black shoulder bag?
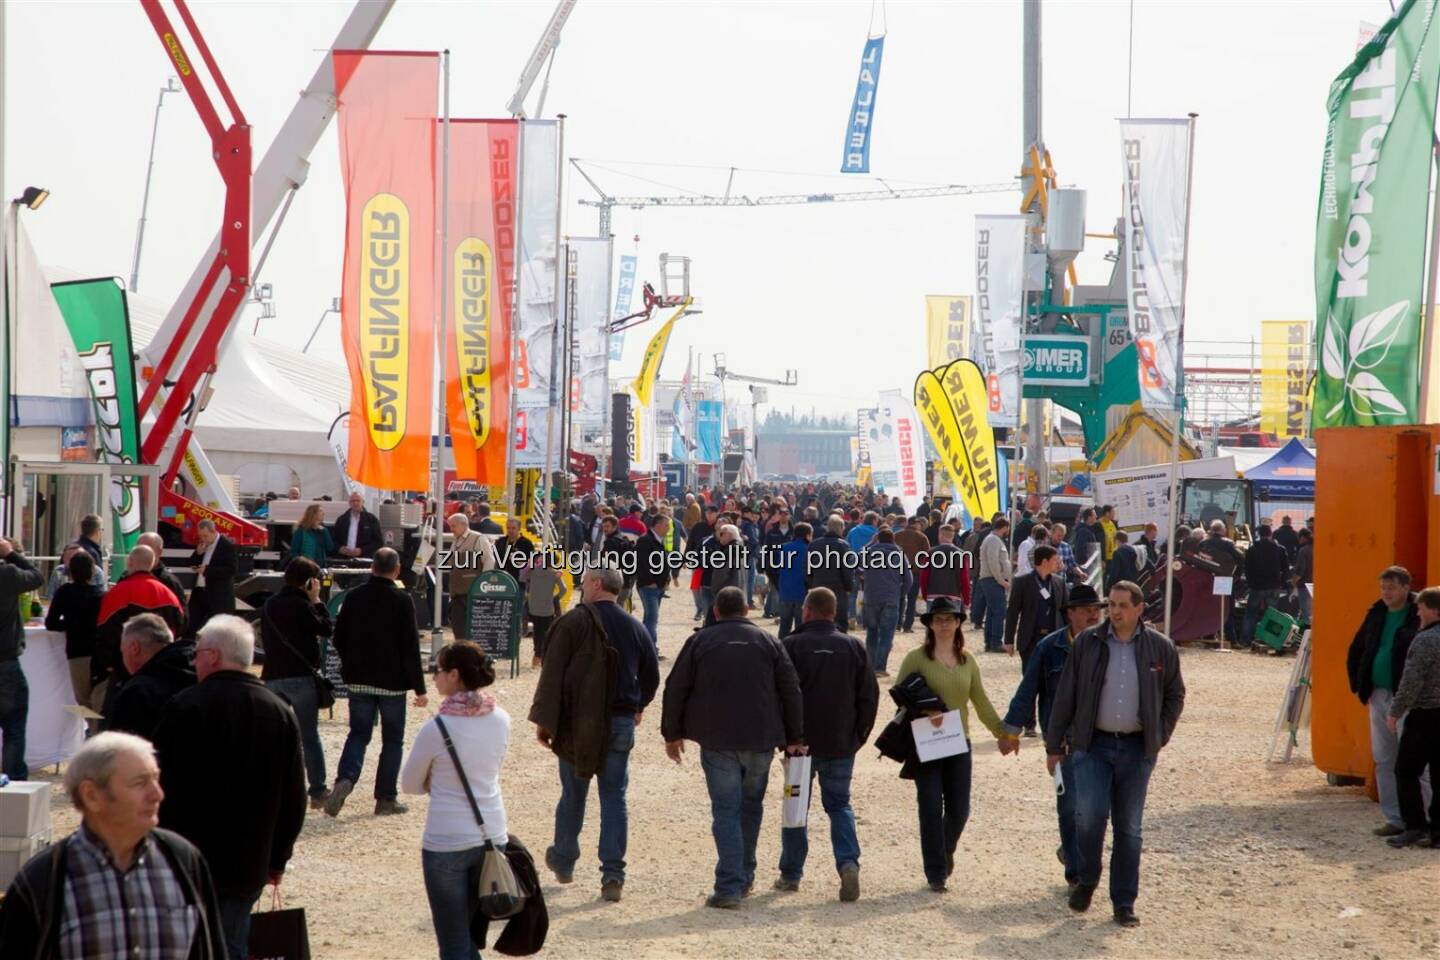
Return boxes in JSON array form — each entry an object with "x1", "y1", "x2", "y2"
[
  {"x1": 262, "y1": 605, "x2": 337, "y2": 710},
  {"x1": 434, "y1": 715, "x2": 526, "y2": 920}
]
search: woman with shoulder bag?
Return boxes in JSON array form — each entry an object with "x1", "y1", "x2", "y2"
[
  {"x1": 401, "y1": 641, "x2": 511, "y2": 960},
  {"x1": 892, "y1": 597, "x2": 1013, "y2": 892},
  {"x1": 260, "y1": 556, "x2": 335, "y2": 810}
]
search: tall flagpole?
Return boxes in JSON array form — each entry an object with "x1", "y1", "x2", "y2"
[
  {"x1": 539, "y1": 115, "x2": 566, "y2": 519},
  {"x1": 430, "y1": 50, "x2": 451, "y2": 652},
  {"x1": 503, "y1": 120, "x2": 527, "y2": 514},
  {"x1": 1163, "y1": 112, "x2": 1198, "y2": 640}
]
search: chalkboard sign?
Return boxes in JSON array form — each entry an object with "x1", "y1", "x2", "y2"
[
  {"x1": 321, "y1": 588, "x2": 351, "y2": 699},
  {"x1": 467, "y1": 571, "x2": 522, "y2": 677}
]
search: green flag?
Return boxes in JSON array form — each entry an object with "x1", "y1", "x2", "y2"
[
  {"x1": 51, "y1": 279, "x2": 143, "y2": 574},
  {"x1": 1314, "y1": 0, "x2": 1440, "y2": 428}
]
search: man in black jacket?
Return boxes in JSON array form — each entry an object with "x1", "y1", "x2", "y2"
[
  {"x1": 0, "y1": 538, "x2": 45, "y2": 779},
  {"x1": 807, "y1": 516, "x2": 857, "y2": 632},
  {"x1": 1005, "y1": 545, "x2": 1069, "y2": 736},
  {"x1": 1045, "y1": 581, "x2": 1185, "y2": 928},
  {"x1": 153, "y1": 615, "x2": 305, "y2": 960},
  {"x1": 0, "y1": 732, "x2": 227, "y2": 960},
  {"x1": 1105, "y1": 531, "x2": 1142, "y2": 594},
  {"x1": 688, "y1": 504, "x2": 720, "y2": 621},
  {"x1": 662, "y1": 587, "x2": 803, "y2": 909},
  {"x1": 775, "y1": 588, "x2": 878, "y2": 902},
  {"x1": 137, "y1": 531, "x2": 188, "y2": 632},
  {"x1": 1242, "y1": 524, "x2": 1290, "y2": 646},
  {"x1": 103, "y1": 613, "x2": 196, "y2": 741},
  {"x1": 1346, "y1": 566, "x2": 1429, "y2": 836},
  {"x1": 327, "y1": 547, "x2": 427, "y2": 818},
  {"x1": 331, "y1": 491, "x2": 384, "y2": 560},
  {"x1": 634, "y1": 514, "x2": 671, "y2": 651},
  {"x1": 186, "y1": 519, "x2": 236, "y2": 635}
]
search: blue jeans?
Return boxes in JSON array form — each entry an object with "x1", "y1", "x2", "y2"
[
  {"x1": 864, "y1": 601, "x2": 900, "y2": 672},
  {"x1": 777, "y1": 600, "x2": 803, "y2": 640},
  {"x1": 913, "y1": 750, "x2": 972, "y2": 885},
  {"x1": 217, "y1": 888, "x2": 262, "y2": 960},
  {"x1": 699, "y1": 586, "x2": 713, "y2": 620},
  {"x1": 977, "y1": 578, "x2": 1007, "y2": 650},
  {"x1": 422, "y1": 846, "x2": 486, "y2": 960},
  {"x1": 745, "y1": 565, "x2": 757, "y2": 605},
  {"x1": 338, "y1": 693, "x2": 407, "y2": 800},
  {"x1": 0, "y1": 660, "x2": 29, "y2": 781},
  {"x1": 266, "y1": 677, "x2": 328, "y2": 798},
  {"x1": 848, "y1": 590, "x2": 859, "y2": 623},
  {"x1": 778, "y1": 754, "x2": 859, "y2": 881},
  {"x1": 1243, "y1": 588, "x2": 1282, "y2": 644},
  {"x1": 971, "y1": 575, "x2": 989, "y2": 629},
  {"x1": 638, "y1": 586, "x2": 663, "y2": 650},
  {"x1": 550, "y1": 715, "x2": 635, "y2": 883},
  {"x1": 700, "y1": 748, "x2": 772, "y2": 899},
  {"x1": 1058, "y1": 755, "x2": 1079, "y2": 884},
  {"x1": 763, "y1": 578, "x2": 778, "y2": 617},
  {"x1": 1071, "y1": 732, "x2": 1156, "y2": 910}
]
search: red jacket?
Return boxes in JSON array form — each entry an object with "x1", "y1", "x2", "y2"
[{"x1": 94, "y1": 572, "x2": 185, "y2": 683}]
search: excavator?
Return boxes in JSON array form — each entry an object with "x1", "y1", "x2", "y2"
[{"x1": 131, "y1": 0, "x2": 394, "y2": 547}]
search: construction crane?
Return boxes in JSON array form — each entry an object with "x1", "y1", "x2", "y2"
[
  {"x1": 712, "y1": 354, "x2": 797, "y2": 463},
  {"x1": 506, "y1": 0, "x2": 578, "y2": 118},
  {"x1": 136, "y1": 0, "x2": 394, "y2": 544},
  {"x1": 572, "y1": 159, "x2": 1019, "y2": 234}
]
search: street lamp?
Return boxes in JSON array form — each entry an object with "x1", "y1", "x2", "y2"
[
  {"x1": 302, "y1": 297, "x2": 342, "y2": 353},
  {"x1": 129, "y1": 77, "x2": 180, "y2": 293},
  {"x1": 3, "y1": 187, "x2": 51, "y2": 535}
]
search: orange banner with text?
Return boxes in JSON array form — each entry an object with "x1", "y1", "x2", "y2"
[
  {"x1": 335, "y1": 50, "x2": 438, "y2": 490},
  {"x1": 445, "y1": 120, "x2": 519, "y2": 483}
]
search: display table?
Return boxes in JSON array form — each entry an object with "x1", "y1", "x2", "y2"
[{"x1": 10, "y1": 626, "x2": 85, "y2": 769}]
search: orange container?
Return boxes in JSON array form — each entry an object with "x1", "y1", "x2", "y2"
[{"x1": 1311, "y1": 425, "x2": 1440, "y2": 781}]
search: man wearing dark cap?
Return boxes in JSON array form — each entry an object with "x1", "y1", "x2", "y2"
[{"x1": 1000, "y1": 584, "x2": 1106, "y2": 890}]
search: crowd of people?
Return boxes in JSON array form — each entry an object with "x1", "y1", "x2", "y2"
[{"x1": 2, "y1": 480, "x2": 1437, "y2": 960}]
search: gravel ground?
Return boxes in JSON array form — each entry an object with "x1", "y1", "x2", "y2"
[{"x1": 41, "y1": 590, "x2": 1440, "y2": 959}]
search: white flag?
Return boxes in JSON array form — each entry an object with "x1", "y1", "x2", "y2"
[
  {"x1": 974, "y1": 215, "x2": 1026, "y2": 427},
  {"x1": 1120, "y1": 118, "x2": 1192, "y2": 411}
]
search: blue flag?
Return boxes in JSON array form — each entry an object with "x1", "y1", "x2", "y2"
[
  {"x1": 610, "y1": 255, "x2": 638, "y2": 361},
  {"x1": 840, "y1": 36, "x2": 885, "y2": 174}
]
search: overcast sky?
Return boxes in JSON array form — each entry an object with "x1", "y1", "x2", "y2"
[{"x1": 3, "y1": 0, "x2": 1388, "y2": 417}]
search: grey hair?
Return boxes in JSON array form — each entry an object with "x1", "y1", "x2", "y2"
[
  {"x1": 196, "y1": 518, "x2": 217, "y2": 533},
  {"x1": 197, "y1": 614, "x2": 255, "y2": 668},
  {"x1": 718, "y1": 524, "x2": 740, "y2": 542},
  {"x1": 827, "y1": 516, "x2": 846, "y2": 536},
  {"x1": 448, "y1": 512, "x2": 471, "y2": 530},
  {"x1": 585, "y1": 564, "x2": 624, "y2": 595},
  {"x1": 64, "y1": 732, "x2": 156, "y2": 810},
  {"x1": 122, "y1": 612, "x2": 173, "y2": 649}
]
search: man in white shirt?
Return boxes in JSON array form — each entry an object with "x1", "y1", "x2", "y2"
[
  {"x1": 1015, "y1": 523, "x2": 1049, "y2": 578},
  {"x1": 333, "y1": 492, "x2": 382, "y2": 560}
]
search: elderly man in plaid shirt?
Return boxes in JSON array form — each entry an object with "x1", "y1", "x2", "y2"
[
  {"x1": 1051, "y1": 524, "x2": 1079, "y2": 583},
  {"x1": 0, "y1": 732, "x2": 227, "y2": 959}
]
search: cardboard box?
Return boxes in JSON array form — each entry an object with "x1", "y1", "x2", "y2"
[
  {"x1": 0, "y1": 781, "x2": 53, "y2": 839},
  {"x1": 0, "y1": 831, "x2": 53, "y2": 891}
]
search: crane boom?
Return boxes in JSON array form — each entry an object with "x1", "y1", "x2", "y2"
[
  {"x1": 579, "y1": 180, "x2": 1018, "y2": 210},
  {"x1": 506, "y1": 0, "x2": 578, "y2": 118}
]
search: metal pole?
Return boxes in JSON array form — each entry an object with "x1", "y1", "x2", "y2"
[
  {"x1": 0, "y1": 0, "x2": 7, "y2": 534},
  {"x1": 539, "y1": 115, "x2": 566, "y2": 516},
  {"x1": 1164, "y1": 114, "x2": 1199, "y2": 639},
  {"x1": 1420, "y1": 140, "x2": 1440, "y2": 421},
  {"x1": 503, "y1": 120, "x2": 528, "y2": 512},
  {"x1": 302, "y1": 299, "x2": 338, "y2": 354},
  {"x1": 431, "y1": 50, "x2": 451, "y2": 652},
  {"x1": 1022, "y1": 0, "x2": 1046, "y2": 515},
  {"x1": 130, "y1": 79, "x2": 177, "y2": 293}
]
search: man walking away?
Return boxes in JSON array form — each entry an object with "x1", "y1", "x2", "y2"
[
  {"x1": 1105, "y1": 531, "x2": 1142, "y2": 594},
  {"x1": 0, "y1": 538, "x2": 44, "y2": 780},
  {"x1": 328, "y1": 547, "x2": 428, "y2": 817},
  {"x1": 153, "y1": 615, "x2": 306, "y2": 960},
  {"x1": 1386, "y1": 586, "x2": 1440, "y2": 848},
  {"x1": 1347, "y1": 565, "x2": 1429, "y2": 836},
  {"x1": 531, "y1": 565, "x2": 659, "y2": 902},
  {"x1": 860, "y1": 527, "x2": 911, "y2": 676},
  {"x1": 1004, "y1": 545, "x2": 1069, "y2": 736},
  {"x1": 0, "y1": 733, "x2": 227, "y2": 960},
  {"x1": 895, "y1": 518, "x2": 929, "y2": 633},
  {"x1": 775, "y1": 588, "x2": 878, "y2": 901},
  {"x1": 1002, "y1": 583, "x2": 1106, "y2": 887},
  {"x1": 918, "y1": 524, "x2": 972, "y2": 614},
  {"x1": 103, "y1": 613, "x2": 196, "y2": 741},
  {"x1": 976, "y1": 518, "x2": 1012, "y2": 653},
  {"x1": 662, "y1": 587, "x2": 803, "y2": 909},
  {"x1": 808, "y1": 517, "x2": 856, "y2": 632},
  {"x1": 776, "y1": 523, "x2": 813, "y2": 639},
  {"x1": 1045, "y1": 581, "x2": 1185, "y2": 927},
  {"x1": 1242, "y1": 524, "x2": 1290, "y2": 646}
]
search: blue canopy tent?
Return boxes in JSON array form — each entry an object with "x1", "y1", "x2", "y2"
[{"x1": 1243, "y1": 438, "x2": 1316, "y2": 525}]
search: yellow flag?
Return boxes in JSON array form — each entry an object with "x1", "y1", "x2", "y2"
[
  {"x1": 936, "y1": 359, "x2": 1002, "y2": 520},
  {"x1": 631, "y1": 300, "x2": 688, "y2": 407},
  {"x1": 1260, "y1": 321, "x2": 1310, "y2": 438},
  {"x1": 915, "y1": 368, "x2": 987, "y2": 521},
  {"x1": 925, "y1": 295, "x2": 972, "y2": 370}
]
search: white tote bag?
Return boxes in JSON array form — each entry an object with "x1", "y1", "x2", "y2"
[{"x1": 780, "y1": 754, "x2": 813, "y2": 829}]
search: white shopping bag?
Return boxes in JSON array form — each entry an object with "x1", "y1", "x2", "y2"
[{"x1": 781, "y1": 754, "x2": 812, "y2": 829}]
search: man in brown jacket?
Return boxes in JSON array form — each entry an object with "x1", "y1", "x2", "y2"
[
  {"x1": 529, "y1": 565, "x2": 659, "y2": 902},
  {"x1": 894, "y1": 516, "x2": 930, "y2": 633}
]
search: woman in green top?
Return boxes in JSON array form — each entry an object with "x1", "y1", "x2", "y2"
[
  {"x1": 894, "y1": 597, "x2": 1009, "y2": 892},
  {"x1": 291, "y1": 503, "x2": 335, "y2": 566}
]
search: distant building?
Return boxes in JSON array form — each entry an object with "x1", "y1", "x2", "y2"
[{"x1": 757, "y1": 426, "x2": 852, "y2": 478}]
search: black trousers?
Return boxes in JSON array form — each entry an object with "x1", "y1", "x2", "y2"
[
  {"x1": 902, "y1": 579, "x2": 921, "y2": 630},
  {"x1": 530, "y1": 615, "x2": 554, "y2": 660},
  {"x1": 831, "y1": 590, "x2": 850, "y2": 632},
  {"x1": 913, "y1": 749, "x2": 972, "y2": 885},
  {"x1": 1397, "y1": 706, "x2": 1440, "y2": 832}
]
